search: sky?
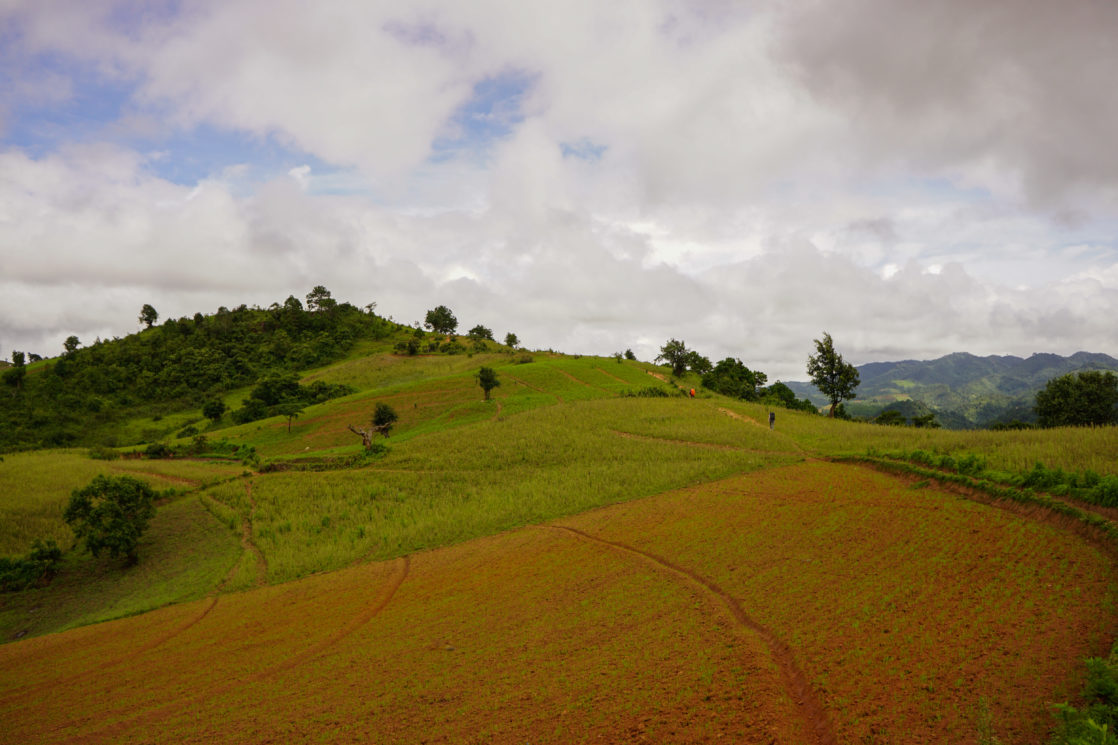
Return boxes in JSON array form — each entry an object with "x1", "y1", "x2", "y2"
[{"x1": 1, "y1": 0, "x2": 1116, "y2": 381}]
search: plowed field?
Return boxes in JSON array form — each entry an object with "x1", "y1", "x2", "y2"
[{"x1": 1, "y1": 461, "x2": 1114, "y2": 744}]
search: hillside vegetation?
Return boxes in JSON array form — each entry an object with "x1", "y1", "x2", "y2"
[{"x1": 2, "y1": 301, "x2": 1118, "y2": 743}]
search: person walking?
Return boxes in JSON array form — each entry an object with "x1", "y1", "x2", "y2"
[{"x1": 768, "y1": 411, "x2": 775, "y2": 430}]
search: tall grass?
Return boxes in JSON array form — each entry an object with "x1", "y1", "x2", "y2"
[{"x1": 214, "y1": 397, "x2": 799, "y2": 583}]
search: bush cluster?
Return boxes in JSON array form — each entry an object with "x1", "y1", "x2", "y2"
[{"x1": 0, "y1": 539, "x2": 62, "y2": 593}]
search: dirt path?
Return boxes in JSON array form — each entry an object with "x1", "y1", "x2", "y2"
[
  {"x1": 504, "y1": 373, "x2": 564, "y2": 403},
  {"x1": 543, "y1": 524, "x2": 838, "y2": 745},
  {"x1": 646, "y1": 370, "x2": 668, "y2": 383},
  {"x1": 611, "y1": 429, "x2": 743, "y2": 451},
  {"x1": 593, "y1": 366, "x2": 629, "y2": 384},
  {"x1": 557, "y1": 368, "x2": 612, "y2": 395},
  {"x1": 243, "y1": 481, "x2": 268, "y2": 587},
  {"x1": 489, "y1": 401, "x2": 503, "y2": 422},
  {"x1": 108, "y1": 467, "x2": 202, "y2": 488}
]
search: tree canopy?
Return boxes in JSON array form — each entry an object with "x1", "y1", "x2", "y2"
[
  {"x1": 656, "y1": 339, "x2": 691, "y2": 377},
  {"x1": 1035, "y1": 371, "x2": 1118, "y2": 427},
  {"x1": 64, "y1": 475, "x2": 157, "y2": 565},
  {"x1": 806, "y1": 332, "x2": 860, "y2": 417},
  {"x1": 425, "y1": 305, "x2": 458, "y2": 336},
  {"x1": 477, "y1": 366, "x2": 500, "y2": 400},
  {"x1": 702, "y1": 358, "x2": 767, "y2": 401},
  {"x1": 139, "y1": 304, "x2": 159, "y2": 328}
]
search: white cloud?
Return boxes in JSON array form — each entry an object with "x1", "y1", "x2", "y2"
[{"x1": 1, "y1": 0, "x2": 1117, "y2": 379}]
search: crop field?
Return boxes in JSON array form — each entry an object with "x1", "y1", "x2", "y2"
[
  {"x1": 2, "y1": 351, "x2": 1117, "y2": 743},
  {"x1": 1, "y1": 460, "x2": 1113, "y2": 743}
]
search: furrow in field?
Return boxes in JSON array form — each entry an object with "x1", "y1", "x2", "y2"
[
  {"x1": 556, "y1": 367, "x2": 612, "y2": 395},
  {"x1": 503, "y1": 373, "x2": 563, "y2": 403},
  {"x1": 243, "y1": 480, "x2": 268, "y2": 586},
  {"x1": 543, "y1": 524, "x2": 838, "y2": 745},
  {"x1": 593, "y1": 365, "x2": 630, "y2": 384},
  {"x1": 66, "y1": 556, "x2": 410, "y2": 744}
]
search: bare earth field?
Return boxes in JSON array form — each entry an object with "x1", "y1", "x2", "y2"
[{"x1": 1, "y1": 461, "x2": 1114, "y2": 744}]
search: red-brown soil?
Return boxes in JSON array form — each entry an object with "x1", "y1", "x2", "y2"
[{"x1": 0, "y1": 461, "x2": 1113, "y2": 744}]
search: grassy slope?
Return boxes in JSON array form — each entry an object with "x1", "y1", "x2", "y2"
[{"x1": 1, "y1": 348, "x2": 1117, "y2": 741}]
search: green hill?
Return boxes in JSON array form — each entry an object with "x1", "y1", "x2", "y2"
[{"x1": 787, "y1": 351, "x2": 1118, "y2": 427}]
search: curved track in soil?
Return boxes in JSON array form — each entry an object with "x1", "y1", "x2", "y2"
[
  {"x1": 542, "y1": 524, "x2": 838, "y2": 745},
  {"x1": 72, "y1": 556, "x2": 411, "y2": 743}
]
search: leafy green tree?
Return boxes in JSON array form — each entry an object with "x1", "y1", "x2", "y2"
[
  {"x1": 1035, "y1": 371, "x2": 1118, "y2": 427},
  {"x1": 305, "y1": 285, "x2": 337, "y2": 312},
  {"x1": 425, "y1": 305, "x2": 458, "y2": 336},
  {"x1": 64, "y1": 475, "x2": 157, "y2": 565},
  {"x1": 477, "y1": 366, "x2": 500, "y2": 400},
  {"x1": 3, "y1": 350, "x2": 25, "y2": 391},
  {"x1": 702, "y1": 358, "x2": 768, "y2": 401},
  {"x1": 807, "y1": 332, "x2": 860, "y2": 417},
  {"x1": 874, "y1": 409, "x2": 907, "y2": 426},
  {"x1": 274, "y1": 401, "x2": 304, "y2": 433},
  {"x1": 138, "y1": 304, "x2": 159, "y2": 328},
  {"x1": 468, "y1": 325, "x2": 494, "y2": 341},
  {"x1": 202, "y1": 398, "x2": 227, "y2": 423},
  {"x1": 760, "y1": 382, "x2": 816, "y2": 412},
  {"x1": 656, "y1": 339, "x2": 690, "y2": 377},
  {"x1": 684, "y1": 351, "x2": 713, "y2": 376},
  {"x1": 63, "y1": 335, "x2": 81, "y2": 355},
  {"x1": 373, "y1": 402, "x2": 398, "y2": 435},
  {"x1": 624, "y1": 349, "x2": 637, "y2": 361},
  {"x1": 912, "y1": 413, "x2": 940, "y2": 428},
  {"x1": 350, "y1": 403, "x2": 399, "y2": 449},
  {"x1": 504, "y1": 332, "x2": 519, "y2": 348}
]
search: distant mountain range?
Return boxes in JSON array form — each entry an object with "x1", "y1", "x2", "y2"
[{"x1": 784, "y1": 352, "x2": 1118, "y2": 429}]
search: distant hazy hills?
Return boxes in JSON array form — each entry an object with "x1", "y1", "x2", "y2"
[{"x1": 785, "y1": 352, "x2": 1118, "y2": 429}]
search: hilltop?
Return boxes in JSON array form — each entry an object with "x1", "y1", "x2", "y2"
[{"x1": 786, "y1": 351, "x2": 1118, "y2": 428}]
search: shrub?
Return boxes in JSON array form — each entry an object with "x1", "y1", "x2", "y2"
[
  {"x1": 88, "y1": 445, "x2": 121, "y2": 461},
  {"x1": 0, "y1": 539, "x2": 63, "y2": 592}
]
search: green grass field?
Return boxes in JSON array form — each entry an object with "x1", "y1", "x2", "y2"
[{"x1": 1, "y1": 348, "x2": 1116, "y2": 743}]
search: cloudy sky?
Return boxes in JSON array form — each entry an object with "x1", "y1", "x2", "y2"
[{"x1": 2, "y1": 0, "x2": 1116, "y2": 380}]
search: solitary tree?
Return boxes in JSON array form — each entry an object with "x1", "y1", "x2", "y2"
[
  {"x1": 64, "y1": 475, "x2": 157, "y2": 565},
  {"x1": 305, "y1": 285, "x2": 336, "y2": 312},
  {"x1": 202, "y1": 398, "x2": 227, "y2": 424},
  {"x1": 624, "y1": 349, "x2": 637, "y2": 361},
  {"x1": 656, "y1": 339, "x2": 690, "y2": 377},
  {"x1": 468, "y1": 325, "x2": 494, "y2": 341},
  {"x1": 424, "y1": 305, "x2": 458, "y2": 337},
  {"x1": 274, "y1": 401, "x2": 305, "y2": 433},
  {"x1": 3, "y1": 350, "x2": 25, "y2": 391},
  {"x1": 63, "y1": 335, "x2": 81, "y2": 356},
  {"x1": 806, "y1": 332, "x2": 860, "y2": 417},
  {"x1": 505, "y1": 332, "x2": 519, "y2": 348},
  {"x1": 1035, "y1": 371, "x2": 1118, "y2": 427},
  {"x1": 348, "y1": 403, "x2": 399, "y2": 449},
  {"x1": 139, "y1": 304, "x2": 159, "y2": 328},
  {"x1": 477, "y1": 366, "x2": 500, "y2": 401}
]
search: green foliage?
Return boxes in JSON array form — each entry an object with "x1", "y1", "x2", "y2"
[
  {"x1": 0, "y1": 291, "x2": 393, "y2": 452},
  {"x1": 87, "y1": 445, "x2": 121, "y2": 461},
  {"x1": 477, "y1": 366, "x2": 500, "y2": 400},
  {"x1": 138, "y1": 304, "x2": 159, "y2": 328},
  {"x1": 64, "y1": 475, "x2": 158, "y2": 564},
  {"x1": 202, "y1": 397, "x2": 227, "y2": 423},
  {"x1": 373, "y1": 403, "x2": 399, "y2": 435},
  {"x1": 1036, "y1": 371, "x2": 1118, "y2": 427},
  {"x1": 0, "y1": 538, "x2": 62, "y2": 592},
  {"x1": 656, "y1": 338, "x2": 691, "y2": 377},
  {"x1": 305, "y1": 285, "x2": 337, "y2": 312},
  {"x1": 231, "y1": 373, "x2": 353, "y2": 425},
  {"x1": 621, "y1": 386, "x2": 673, "y2": 398},
  {"x1": 702, "y1": 358, "x2": 768, "y2": 401},
  {"x1": 424, "y1": 305, "x2": 458, "y2": 336},
  {"x1": 1051, "y1": 655, "x2": 1118, "y2": 745},
  {"x1": 759, "y1": 381, "x2": 817, "y2": 412},
  {"x1": 505, "y1": 332, "x2": 519, "y2": 348},
  {"x1": 875, "y1": 409, "x2": 907, "y2": 426},
  {"x1": 624, "y1": 348, "x2": 637, "y2": 361},
  {"x1": 468, "y1": 324, "x2": 494, "y2": 341},
  {"x1": 807, "y1": 332, "x2": 860, "y2": 417}
]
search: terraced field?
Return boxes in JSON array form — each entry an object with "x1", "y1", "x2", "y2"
[{"x1": 1, "y1": 354, "x2": 1116, "y2": 743}]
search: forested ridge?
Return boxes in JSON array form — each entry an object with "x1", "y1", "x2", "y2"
[{"x1": 0, "y1": 290, "x2": 402, "y2": 452}]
